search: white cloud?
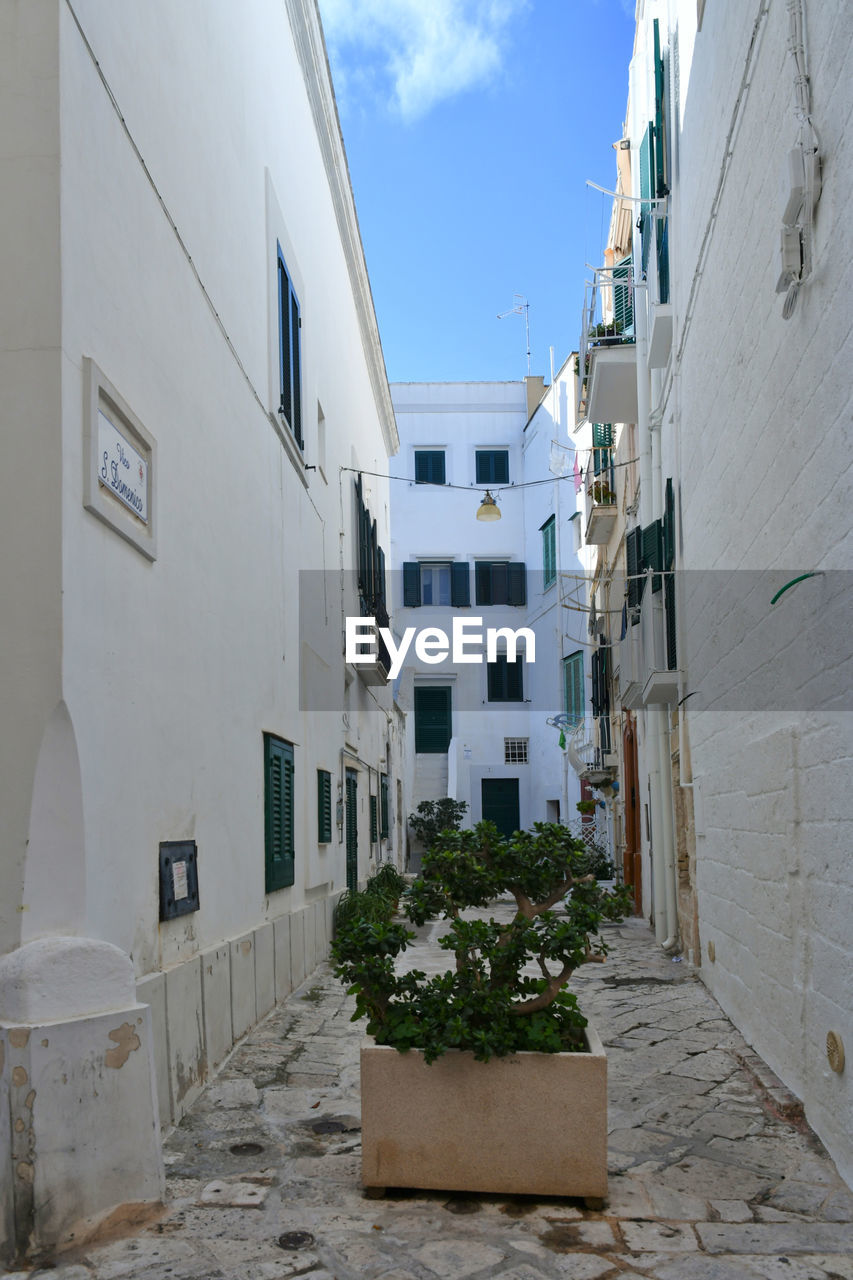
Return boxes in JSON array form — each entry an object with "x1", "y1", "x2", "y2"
[{"x1": 319, "y1": 0, "x2": 528, "y2": 121}]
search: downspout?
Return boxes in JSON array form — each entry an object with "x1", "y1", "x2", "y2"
[{"x1": 550, "y1": 348, "x2": 570, "y2": 827}]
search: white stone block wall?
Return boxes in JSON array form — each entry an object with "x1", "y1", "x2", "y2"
[{"x1": 653, "y1": 0, "x2": 853, "y2": 1180}]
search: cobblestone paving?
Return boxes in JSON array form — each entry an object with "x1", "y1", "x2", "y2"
[{"x1": 22, "y1": 916, "x2": 852, "y2": 1280}]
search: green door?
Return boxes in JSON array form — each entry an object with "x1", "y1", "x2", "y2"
[
  {"x1": 481, "y1": 778, "x2": 520, "y2": 840},
  {"x1": 345, "y1": 768, "x2": 358, "y2": 892}
]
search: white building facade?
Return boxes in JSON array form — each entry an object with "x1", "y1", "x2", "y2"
[
  {"x1": 390, "y1": 377, "x2": 587, "y2": 852},
  {"x1": 0, "y1": 0, "x2": 401, "y2": 1261},
  {"x1": 576, "y1": 0, "x2": 852, "y2": 1181}
]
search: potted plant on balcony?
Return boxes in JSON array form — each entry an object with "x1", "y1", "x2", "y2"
[
  {"x1": 331, "y1": 821, "x2": 630, "y2": 1202},
  {"x1": 587, "y1": 479, "x2": 615, "y2": 504}
]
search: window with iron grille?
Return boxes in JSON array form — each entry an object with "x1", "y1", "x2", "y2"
[{"x1": 504, "y1": 737, "x2": 529, "y2": 764}]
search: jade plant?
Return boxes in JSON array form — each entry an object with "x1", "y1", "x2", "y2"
[{"x1": 332, "y1": 821, "x2": 631, "y2": 1064}]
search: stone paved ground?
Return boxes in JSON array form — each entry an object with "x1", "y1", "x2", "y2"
[{"x1": 17, "y1": 915, "x2": 853, "y2": 1280}]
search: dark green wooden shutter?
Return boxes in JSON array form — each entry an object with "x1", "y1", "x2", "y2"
[
  {"x1": 590, "y1": 645, "x2": 610, "y2": 718},
  {"x1": 345, "y1": 769, "x2": 358, "y2": 893},
  {"x1": 663, "y1": 478, "x2": 675, "y2": 569},
  {"x1": 613, "y1": 256, "x2": 633, "y2": 333},
  {"x1": 592, "y1": 423, "x2": 613, "y2": 448},
  {"x1": 488, "y1": 655, "x2": 523, "y2": 702},
  {"x1": 626, "y1": 526, "x2": 643, "y2": 611},
  {"x1": 475, "y1": 561, "x2": 492, "y2": 605},
  {"x1": 450, "y1": 561, "x2": 470, "y2": 607},
  {"x1": 665, "y1": 572, "x2": 677, "y2": 671},
  {"x1": 414, "y1": 686, "x2": 452, "y2": 753},
  {"x1": 507, "y1": 562, "x2": 526, "y2": 606},
  {"x1": 291, "y1": 293, "x2": 302, "y2": 447},
  {"x1": 380, "y1": 774, "x2": 389, "y2": 838},
  {"x1": 403, "y1": 562, "x2": 421, "y2": 607},
  {"x1": 476, "y1": 450, "x2": 509, "y2": 484},
  {"x1": 317, "y1": 769, "x2": 332, "y2": 844},
  {"x1": 657, "y1": 214, "x2": 670, "y2": 304},
  {"x1": 415, "y1": 451, "x2": 445, "y2": 484},
  {"x1": 642, "y1": 519, "x2": 664, "y2": 594},
  {"x1": 370, "y1": 794, "x2": 378, "y2": 844},
  {"x1": 563, "y1": 652, "x2": 584, "y2": 724},
  {"x1": 265, "y1": 735, "x2": 295, "y2": 892},
  {"x1": 653, "y1": 19, "x2": 667, "y2": 198},
  {"x1": 542, "y1": 518, "x2": 556, "y2": 587}
]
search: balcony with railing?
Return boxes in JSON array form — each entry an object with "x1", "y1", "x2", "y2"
[
  {"x1": 578, "y1": 260, "x2": 638, "y2": 425},
  {"x1": 582, "y1": 433, "x2": 618, "y2": 546},
  {"x1": 567, "y1": 714, "x2": 617, "y2": 785}
]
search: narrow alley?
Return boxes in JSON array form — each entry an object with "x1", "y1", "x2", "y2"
[{"x1": 29, "y1": 916, "x2": 853, "y2": 1280}]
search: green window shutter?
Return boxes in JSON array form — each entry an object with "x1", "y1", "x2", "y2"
[
  {"x1": 414, "y1": 686, "x2": 452, "y2": 753},
  {"x1": 317, "y1": 769, "x2": 332, "y2": 844},
  {"x1": 541, "y1": 517, "x2": 556, "y2": 587},
  {"x1": 507, "y1": 562, "x2": 527, "y2": 606},
  {"x1": 291, "y1": 293, "x2": 302, "y2": 448},
  {"x1": 415, "y1": 450, "x2": 445, "y2": 484},
  {"x1": 264, "y1": 735, "x2": 295, "y2": 892},
  {"x1": 654, "y1": 18, "x2": 668, "y2": 197},
  {"x1": 370, "y1": 794, "x2": 378, "y2": 844},
  {"x1": 663, "y1": 477, "x2": 675, "y2": 569},
  {"x1": 488, "y1": 655, "x2": 523, "y2": 702},
  {"x1": 277, "y1": 247, "x2": 302, "y2": 449},
  {"x1": 657, "y1": 215, "x2": 670, "y2": 304},
  {"x1": 642, "y1": 519, "x2": 664, "y2": 594},
  {"x1": 665, "y1": 573, "x2": 677, "y2": 671},
  {"x1": 592, "y1": 423, "x2": 613, "y2": 448},
  {"x1": 403, "y1": 562, "x2": 421, "y2": 607},
  {"x1": 590, "y1": 645, "x2": 610, "y2": 719},
  {"x1": 380, "y1": 774, "x2": 389, "y2": 838},
  {"x1": 612, "y1": 256, "x2": 633, "y2": 334},
  {"x1": 450, "y1": 561, "x2": 470, "y2": 607},
  {"x1": 563, "y1": 651, "x2": 584, "y2": 724},
  {"x1": 475, "y1": 561, "x2": 494, "y2": 605},
  {"x1": 476, "y1": 450, "x2": 509, "y2": 484},
  {"x1": 626, "y1": 526, "x2": 644, "y2": 611}
]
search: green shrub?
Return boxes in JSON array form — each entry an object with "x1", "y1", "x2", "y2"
[
  {"x1": 332, "y1": 821, "x2": 629, "y2": 1063},
  {"x1": 408, "y1": 798, "x2": 468, "y2": 850}
]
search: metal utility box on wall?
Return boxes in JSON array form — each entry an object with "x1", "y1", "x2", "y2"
[{"x1": 159, "y1": 841, "x2": 200, "y2": 920}]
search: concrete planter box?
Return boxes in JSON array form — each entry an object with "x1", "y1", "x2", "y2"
[{"x1": 360, "y1": 1022, "x2": 607, "y2": 1200}]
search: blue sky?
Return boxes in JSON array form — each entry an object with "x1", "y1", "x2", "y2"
[{"x1": 318, "y1": 0, "x2": 636, "y2": 384}]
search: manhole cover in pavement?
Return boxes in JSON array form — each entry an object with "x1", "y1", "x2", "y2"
[
  {"x1": 229, "y1": 1142, "x2": 265, "y2": 1155},
  {"x1": 311, "y1": 1119, "x2": 347, "y2": 1134},
  {"x1": 278, "y1": 1231, "x2": 316, "y2": 1250}
]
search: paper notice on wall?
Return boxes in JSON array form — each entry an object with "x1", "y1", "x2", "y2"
[{"x1": 172, "y1": 860, "x2": 189, "y2": 901}]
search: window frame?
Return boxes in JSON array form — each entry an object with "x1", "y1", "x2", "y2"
[
  {"x1": 475, "y1": 560, "x2": 527, "y2": 606},
  {"x1": 414, "y1": 450, "x2": 446, "y2": 485},
  {"x1": 475, "y1": 449, "x2": 509, "y2": 485},
  {"x1": 541, "y1": 515, "x2": 556, "y2": 588},
  {"x1": 277, "y1": 244, "x2": 303, "y2": 449},
  {"x1": 487, "y1": 653, "x2": 524, "y2": 703},
  {"x1": 562, "y1": 651, "x2": 584, "y2": 727},
  {"x1": 264, "y1": 733, "x2": 295, "y2": 893},
  {"x1": 317, "y1": 768, "x2": 332, "y2": 844},
  {"x1": 414, "y1": 685, "x2": 453, "y2": 753}
]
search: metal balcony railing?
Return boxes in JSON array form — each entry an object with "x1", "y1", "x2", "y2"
[
  {"x1": 577, "y1": 263, "x2": 636, "y2": 418},
  {"x1": 567, "y1": 714, "x2": 615, "y2": 782}
]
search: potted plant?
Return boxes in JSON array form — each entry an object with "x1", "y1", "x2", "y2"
[
  {"x1": 332, "y1": 821, "x2": 630, "y2": 1202},
  {"x1": 576, "y1": 799, "x2": 598, "y2": 815},
  {"x1": 587, "y1": 479, "x2": 615, "y2": 504}
]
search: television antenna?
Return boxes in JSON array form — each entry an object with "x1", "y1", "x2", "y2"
[{"x1": 497, "y1": 293, "x2": 531, "y2": 374}]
